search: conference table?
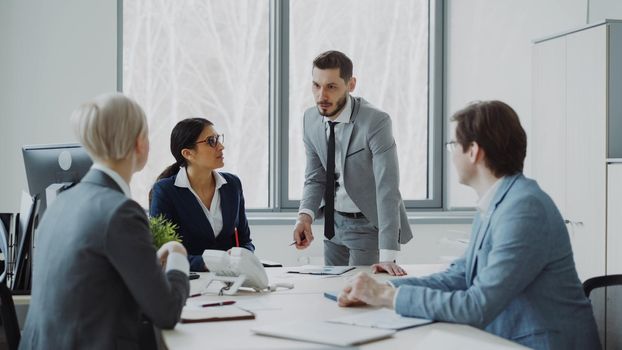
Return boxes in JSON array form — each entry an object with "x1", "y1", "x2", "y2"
[{"x1": 162, "y1": 264, "x2": 527, "y2": 349}]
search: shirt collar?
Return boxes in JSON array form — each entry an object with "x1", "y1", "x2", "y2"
[
  {"x1": 174, "y1": 167, "x2": 227, "y2": 191},
  {"x1": 476, "y1": 176, "x2": 504, "y2": 215},
  {"x1": 323, "y1": 95, "x2": 352, "y2": 124},
  {"x1": 91, "y1": 163, "x2": 131, "y2": 198}
]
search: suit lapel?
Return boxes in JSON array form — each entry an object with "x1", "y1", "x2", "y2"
[
  {"x1": 180, "y1": 188, "x2": 215, "y2": 239},
  {"x1": 218, "y1": 179, "x2": 234, "y2": 240},
  {"x1": 314, "y1": 115, "x2": 328, "y2": 168},
  {"x1": 340, "y1": 123, "x2": 354, "y2": 168},
  {"x1": 340, "y1": 96, "x2": 358, "y2": 169},
  {"x1": 466, "y1": 174, "x2": 522, "y2": 283}
]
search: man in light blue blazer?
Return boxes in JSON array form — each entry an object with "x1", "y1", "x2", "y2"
[{"x1": 337, "y1": 100, "x2": 600, "y2": 349}]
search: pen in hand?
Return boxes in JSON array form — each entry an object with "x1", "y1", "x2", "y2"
[{"x1": 290, "y1": 233, "x2": 306, "y2": 246}]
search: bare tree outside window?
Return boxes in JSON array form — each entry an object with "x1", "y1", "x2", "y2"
[
  {"x1": 124, "y1": 0, "x2": 432, "y2": 209},
  {"x1": 287, "y1": 0, "x2": 429, "y2": 201},
  {"x1": 123, "y1": 0, "x2": 270, "y2": 208}
]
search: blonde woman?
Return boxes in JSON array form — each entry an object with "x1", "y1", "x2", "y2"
[{"x1": 20, "y1": 93, "x2": 190, "y2": 349}]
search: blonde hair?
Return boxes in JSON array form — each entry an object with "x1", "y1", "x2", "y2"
[{"x1": 71, "y1": 93, "x2": 147, "y2": 162}]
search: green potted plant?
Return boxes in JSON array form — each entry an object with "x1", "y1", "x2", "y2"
[{"x1": 148, "y1": 214, "x2": 182, "y2": 248}]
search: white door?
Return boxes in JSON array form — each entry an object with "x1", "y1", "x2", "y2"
[
  {"x1": 607, "y1": 163, "x2": 622, "y2": 350},
  {"x1": 531, "y1": 36, "x2": 567, "y2": 213},
  {"x1": 565, "y1": 25, "x2": 607, "y2": 282}
]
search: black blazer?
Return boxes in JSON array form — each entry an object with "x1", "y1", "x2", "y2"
[{"x1": 150, "y1": 172, "x2": 254, "y2": 271}]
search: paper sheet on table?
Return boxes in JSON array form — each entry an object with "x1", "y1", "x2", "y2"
[
  {"x1": 252, "y1": 320, "x2": 394, "y2": 347},
  {"x1": 328, "y1": 308, "x2": 433, "y2": 330},
  {"x1": 287, "y1": 265, "x2": 355, "y2": 275}
]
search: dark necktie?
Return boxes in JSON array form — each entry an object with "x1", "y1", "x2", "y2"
[{"x1": 324, "y1": 121, "x2": 338, "y2": 239}]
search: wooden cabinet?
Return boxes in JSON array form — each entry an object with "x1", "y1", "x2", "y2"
[{"x1": 532, "y1": 20, "x2": 622, "y2": 349}]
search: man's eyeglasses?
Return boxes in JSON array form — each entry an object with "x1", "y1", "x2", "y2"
[
  {"x1": 445, "y1": 140, "x2": 458, "y2": 153},
  {"x1": 196, "y1": 134, "x2": 224, "y2": 148}
]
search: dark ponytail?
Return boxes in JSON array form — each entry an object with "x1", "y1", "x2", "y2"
[
  {"x1": 157, "y1": 117, "x2": 214, "y2": 180},
  {"x1": 149, "y1": 118, "x2": 214, "y2": 205}
]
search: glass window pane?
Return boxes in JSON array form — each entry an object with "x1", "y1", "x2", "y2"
[
  {"x1": 123, "y1": 0, "x2": 270, "y2": 208},
  {"x1": 288, "y1": 0, "x2": 429, "y2": 201}
]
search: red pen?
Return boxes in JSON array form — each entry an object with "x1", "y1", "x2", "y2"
[
  {"x1": 189, "y1": 291, "x2": 208, "y2": 298},
  {"x1": 235, "y1": 227, "x2": 240, "y2": 247},
  {"x1": 201, "y1": 301, "x2": 236, "y2": 308}
]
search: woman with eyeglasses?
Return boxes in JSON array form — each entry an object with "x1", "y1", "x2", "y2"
[{"x1": 150, "y1": 118, "x2": 255, "y2": 271}]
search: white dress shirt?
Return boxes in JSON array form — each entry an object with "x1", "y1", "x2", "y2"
[
  {"x1": 298, "y1": 97, "x2": 398, "y2": 262},
  {"x1": 476, "y1": 177, "x2": 505, "y2": 217},
  {"x1": 174, "y1": 167, "x2": 227, "y2": 237},
  {"x1": 91, "y1": 163, "x2": 189, "y2": 275}
]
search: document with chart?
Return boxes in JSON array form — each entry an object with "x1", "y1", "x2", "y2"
[{"x1": 328, "y1": 308, "x2": 433, "y2": 330}]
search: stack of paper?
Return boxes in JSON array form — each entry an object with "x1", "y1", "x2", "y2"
[{"x1": 252, "y1": 320, "x2": 394, "y2": 346}]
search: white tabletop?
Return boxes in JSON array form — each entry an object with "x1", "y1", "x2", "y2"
[{"x1": 162, "y1": 264, "x2": 527, "y2": 349}]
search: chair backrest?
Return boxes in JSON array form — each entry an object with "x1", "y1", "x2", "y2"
[
  {"x1": 583, "y1": 274, "x2": 622, "y2": 298},
  {"x1": 0, "y1": 283, "x2": 20, "y2": 350}
]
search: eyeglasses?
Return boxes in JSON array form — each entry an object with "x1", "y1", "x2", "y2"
[
  {"x1": 196, "y1": 134, "x2": 224, "y2": 148},
  {"x1": 445, "y1": 140, "x2": 458, "y2": 153}
]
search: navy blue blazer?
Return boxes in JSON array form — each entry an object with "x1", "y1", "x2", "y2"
[{"x1": 150, "y1": 172, "x2": 255, "y2": 271}]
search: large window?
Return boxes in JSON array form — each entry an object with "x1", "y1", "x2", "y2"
[
  {"x1": 123, "y1": 0, "x2": 270, "y2": 208},
  {"x1": 122, "y1": 0, "x2": 443, "y2": 210},
  {"x1": 286, "y1": 0, "x2": 430, "y2": 202}
]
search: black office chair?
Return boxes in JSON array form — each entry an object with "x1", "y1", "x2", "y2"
[
  {"x1": 583, "y1": 274, "x2": 622, "y2": 298},
  {"x1": 0, "y1": 283, "x2": 20, "y2": 350}
]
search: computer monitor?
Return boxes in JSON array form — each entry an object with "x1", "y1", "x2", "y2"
[
  {"x1": 22, "y1": 143, "x2": 93, "y2": 217},
  {"x1": 0, "y1": 215, "x2": 9, "y2": 283},
  {"x1": 11, "y1": 192, "x2": 40, "y2": 293}
]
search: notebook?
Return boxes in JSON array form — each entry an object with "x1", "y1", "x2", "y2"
[
  {"x1": 328, "y1": 308, "x2": 433, "y2": 330},
  {"x1": 252, "y1": 320, "x2": 395, "y2": 346},
  {"x1": 287, "y1": 265, "x2": 355, "y2": 275},
  {"x1": 180, "y1": 305, "x2": 255, "y2": 323}
]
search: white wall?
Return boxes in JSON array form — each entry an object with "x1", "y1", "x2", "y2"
[
  {"x1": 0, "y1": 0, "x2": 117, "y2": 213},
  {"x1": 590, "y1": 0, "x2": 622, "y2": 22},
  {"x1": 2, "y1": 0, "x2": 621, "y2": 212},
  {"x1": 445, "y1": 0, "x2": 588, "y2": 207}
]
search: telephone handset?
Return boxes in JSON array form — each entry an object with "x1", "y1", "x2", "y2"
[{"x1": 202, "y1": 247, "x2": 270, "y2": 295}]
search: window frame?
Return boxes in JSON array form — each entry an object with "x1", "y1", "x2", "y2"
[
  {"x1": 276, "y1": 0, "x2": 444, "y2": 210},
  {"x1": 118, "y1": 0, "x2": 445, "y2": 211}
]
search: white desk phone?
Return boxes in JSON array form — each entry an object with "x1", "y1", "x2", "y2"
[{"x1": 202, "y1": 248, "x2": 293, "y2": 295}]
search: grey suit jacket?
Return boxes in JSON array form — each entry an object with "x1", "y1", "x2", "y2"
[
  {"x1": 299, "y1": 96, "x2": 413, "y2": 251},
  {"x1": 20, "y1": 170, "x2": 189, "y2": 350},
  {"x1": 391, "y1": 174, "x2": 600, "y2": 349}
]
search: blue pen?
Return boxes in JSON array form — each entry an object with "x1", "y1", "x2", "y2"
[{"x1": 323, "y1": 291, "x2": 338, "y2": 301}]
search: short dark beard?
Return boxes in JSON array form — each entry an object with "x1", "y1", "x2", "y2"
[{"x1": 318, "y1": 92, "x2": 349, "y2": 117}]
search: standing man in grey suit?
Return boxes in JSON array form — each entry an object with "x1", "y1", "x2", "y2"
[
  {"x1": 20, "y1": 93, "x2": 190, "y2": 350},
  {"x1": 337, "y1": 101, "x2": 600, "y2": 349},
  {"x1": 293, "y1": 50, "x2": 413, "y2": 276}
]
